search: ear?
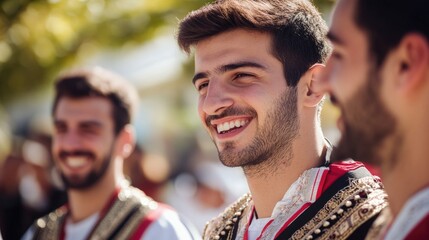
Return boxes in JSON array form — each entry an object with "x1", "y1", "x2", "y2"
[
  {"x1": 396, "y1": 33, "x2": 429, "y2": 95},
  {"x1": 302, "y1": 63, "x2": 326, "y2": 107},
  {"x1": 116, "y1": 124, "x2": 136, "y2": 159}
]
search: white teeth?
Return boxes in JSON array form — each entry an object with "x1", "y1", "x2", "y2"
[
  {"x1": 218, "y1": 124, "x2": 225, "y2": 132},
  {"x1": 216, "y1": 119, "x2": 249, "y2": 133},
  {"x1": 66, "y1": 157, "x2": 87, "y2": 168},
  {"x1": 235, "y1": 120, "x2": 241, "y2": 128},
  {"x1": 222, "y1": 122, "x2": 229, "y2": 131}
]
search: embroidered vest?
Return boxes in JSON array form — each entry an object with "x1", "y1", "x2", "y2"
[
  {"x1": 203, "y1": 165, "x2": 388, "y2": 240},
  {"x1": 31, "y1": 186, "x2": 161, "y2": 240}
]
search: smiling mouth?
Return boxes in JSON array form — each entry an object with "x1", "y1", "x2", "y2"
[
  {"x1": 65, "y1": 156, "x2": 88, "y2": 168},
  {"x1": 215, "y1": 119, "x2": 249, "y2": 134}
]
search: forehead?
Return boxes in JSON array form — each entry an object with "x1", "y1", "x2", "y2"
[
  {"x1": 194, "y1": 29, "x2": 276, "y2": 71},
  {"x1": 54, "y1": 97, "x2": 113, "y2": 125},
  {"x1": 329, "y1": 0, "x2": 367, "y2": 47}
]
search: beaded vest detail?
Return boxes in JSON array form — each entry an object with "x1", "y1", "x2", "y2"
[
  {"x1": 203, "y1": 168, "x2": 387, "y2": 240},
  {"x1": 31, "y1": 186, "x2": 158, "y2": 240}
]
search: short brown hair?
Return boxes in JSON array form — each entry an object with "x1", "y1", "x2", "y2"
[
  {"x1": 177, "y1": 0, "x2": 331, "y2": 87},
  {"x1": 354, "y1": 0, "x2": 429, "y2": 67},
  {"x1": 52, "y1": 67, "x2": 138, "y2": 135}
]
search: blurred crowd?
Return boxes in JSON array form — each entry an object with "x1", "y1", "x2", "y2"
[{"x1": 0, "y1": 124, "x2": 248, "y2": 239}]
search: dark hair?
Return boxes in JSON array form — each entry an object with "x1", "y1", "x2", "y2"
[
  {"x1": 354, "y1": 0, "x2": 429, "y2": 67},
  {"x1": 177, "y1": 0, "x2": 331, "y2": 87},
  {"x1": 52, "y1": 67, "x2": 138, "y2": 135}
]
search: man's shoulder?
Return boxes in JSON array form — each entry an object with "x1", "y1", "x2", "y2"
[
  {"x1": 202, "y1": 161, "x2": 388, "y2": 239},
  {"x1": 120, "y1": 186, "x2": 200, "y2": 239},
  {"x1": 119, "y1": 185, "x2": 160, "y2": 211},
  {"x1": 203, "y1": 193, "x2": 252, "y2": 240},
  {"x1": 117, "y1": 185, "x2": 177, "y2": 220},
  {"x1": 23, "y1": 206, "x2": 68, "y2": 240},
  {"x1": 291, "y1": 160, "x2": 388, "y2": 239}
]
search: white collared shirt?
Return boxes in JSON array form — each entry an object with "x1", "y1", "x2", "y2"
[{"x1": 245, "y1": 166, "x2": 329, "y2": 240}]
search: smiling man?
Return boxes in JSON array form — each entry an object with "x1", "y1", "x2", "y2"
[
  {"x1": 319, "y1": 0, "x2": 429, "y2": 238},
  {"x1": 21, "y1": 67, "x2": 199, "y2": 240},
  {"x1": 177, "y1": 0, "x2": 387, "y2": 239}
]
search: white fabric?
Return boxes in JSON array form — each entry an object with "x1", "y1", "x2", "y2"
[
  {"x1": 247, "y1": 214, "x2": 271, "y2": 240},
  {"x1": 21, "y1": 208, "x2": 199, "y2": 240},
  {"x1": 244, "y1": 166, "x2": 328, "y2": 240},
  {"x1": 64, "y1": 213, "x2": 99, "y2": 240},
  {"x1": 142, "y1": 208, "x2": 198, "y2": 240},
  {"x1": 384, "y1": 186, "x2": 429, "y2": 240}
]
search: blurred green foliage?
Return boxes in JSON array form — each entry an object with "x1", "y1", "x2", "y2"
[
  {"x1": 0, "y1": 0, "x2": 334, "y2": 106},
  {"x1": 0, "y1": 0, "x2": 209, "y2": 105}
]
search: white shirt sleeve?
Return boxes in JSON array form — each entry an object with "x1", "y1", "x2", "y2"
[{"x1": 141, "y1": 208, "x2": 201, "y2": 240}]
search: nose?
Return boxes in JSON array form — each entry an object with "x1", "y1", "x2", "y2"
[
  {"x1": 201, "y1": 80, "x2": 234, "y2": 116},
  {"x1": 54, "y1": 131, "x2": 82, "y2": 152}
]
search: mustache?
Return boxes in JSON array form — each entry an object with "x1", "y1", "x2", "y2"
[
  {"x1": 205, "y1": 107, "x2": 256, "y2": 126},
  {"x1": 58, "y1": 150, "x2": 95, "y2": 159}
]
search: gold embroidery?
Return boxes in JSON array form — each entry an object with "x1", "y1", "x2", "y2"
[
  {"x1": 35, "y1": 208, "x2": 67, "y2": 240},
  {"x1": 34, "y1": 186, "x2": 158, "y2": 240},
  {"x1": 291, "y1": 177, "x2": 388, "y2": 240},
  {"x1": 204, "y1": 176, "x2": 387, "y2": 240},
  {"x1": 203, "y1": 193, "x2": 251, "y2": 240},
  {"x1": 365, "y1": 207, "x2": 392, "y2": 240},
  {"x1": 91, "y1": 187, "x2": 158, "y2": 239}
]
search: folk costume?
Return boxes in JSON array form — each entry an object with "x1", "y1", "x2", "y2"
[
  {"x1": 382, "y1": 186, "x2": 429, "y2": 240},
  {"x1": 203, "y1": 160, "x2": 388, "y2": 240},
  {"x1": 22, "y1": 184, "x2": 199, "y2": 240}
]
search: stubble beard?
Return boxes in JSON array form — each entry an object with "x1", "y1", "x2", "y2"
[
  {"x1": 331, "y1": 65, "x2": 399, "y2": 168},
  {"x1": 57, "y1": 146, "x2": 114, "y2": 190},
  {"x1": 216, "y1": 88, "x2": 300, "y2": 178}
]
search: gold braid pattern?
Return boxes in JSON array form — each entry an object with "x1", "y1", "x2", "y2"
[{"x1": 32, "y1": 185, "x2": 159, "y2": 240}]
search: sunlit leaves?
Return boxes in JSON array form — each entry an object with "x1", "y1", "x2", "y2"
[{"x1": 0, "y1": 0, "x2": 210, "y2": 104}]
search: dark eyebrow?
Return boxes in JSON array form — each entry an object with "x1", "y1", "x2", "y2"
[
  {"x1": 327, "y1": 31, "x2": 344, "y2": 45},
  {"x1": 53, "y1": 119, "x2": 65, "y2": 127},
  {"x1": 218, "y1": 61, "x2": 266, "y2": 73},
  {"x1": 80, "y1": 121, "x2": 103, "y2": 129},
  {"x1": 53, "y1": 119, "x2": 103, "y2": 129},
  {"x1": 192, "y1": 72, "x2": 208, "y2": 85},
  {"x1": 192, "y1": 61, "x2": 266, "y2": 85}
]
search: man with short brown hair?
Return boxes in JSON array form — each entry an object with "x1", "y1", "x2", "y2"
[
  {"x1": 22, "y1": 67, "x2": 199, "y2": 240},
  {"x1": 320, "y1": 0, "x2": 429, "y2": 238},
  {"x1": 177, "y1": 0, "x2": 387, "y2": 239}
]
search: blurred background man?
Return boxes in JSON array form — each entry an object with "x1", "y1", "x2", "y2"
[
  {"x1": 21, "y1": 67, "x2": 199, "y2": 239},
  {"x1": 320, "y1": 0, "x2": 429, "y2": 238}
]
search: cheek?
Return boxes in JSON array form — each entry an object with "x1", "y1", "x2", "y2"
[
  {"x1": 335, "y1": 68, "x2": 367, "y2": 103},
  {"x1": 330, "y1": 64, "x2": 349, "y2": 90},
  {"x1": 51, "y1": 143, "x2": 59, "y2": 160},
  {"x1": 51, "y1": 137, "x2": 64, "y2": 154},
  {"x1": 378, "y1": 67, "x2": 397, "y2": 114},
  {"x1": 197, "y1": 98, "x2": 206, "y2": 119}
]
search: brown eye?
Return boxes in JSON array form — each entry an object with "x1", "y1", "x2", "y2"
[
  {"x1": 233, "y1": 73, "x2": 252, "y2": 79},
  {"x1": 197, "y1": 81, "x2": 209, "y2": 91}
]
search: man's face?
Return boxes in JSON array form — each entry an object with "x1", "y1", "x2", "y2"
[
  {"x1": 193, "y1": 29, "x2": 299, "y2": 170},
  {"x1": 322, "y1": 0, "x2": 396, "y2": 165},
  {"x1": 52, "y1": 96, "x2": 117, "y2": 189}
]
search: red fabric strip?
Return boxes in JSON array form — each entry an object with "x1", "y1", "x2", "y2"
[{"x1": 130, "y1": 203, "x2": 169, "y2": 240}]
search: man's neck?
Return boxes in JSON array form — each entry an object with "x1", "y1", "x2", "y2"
[
  {"x1": 382, "y1": 131, "x2": 429, "y2": 217},
  {"x1": 67, "y1": 176, "x2": 121, "y2": 222},
  {"x1": 244, "y1": 141, "x2": 327, "y2": 218}
]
